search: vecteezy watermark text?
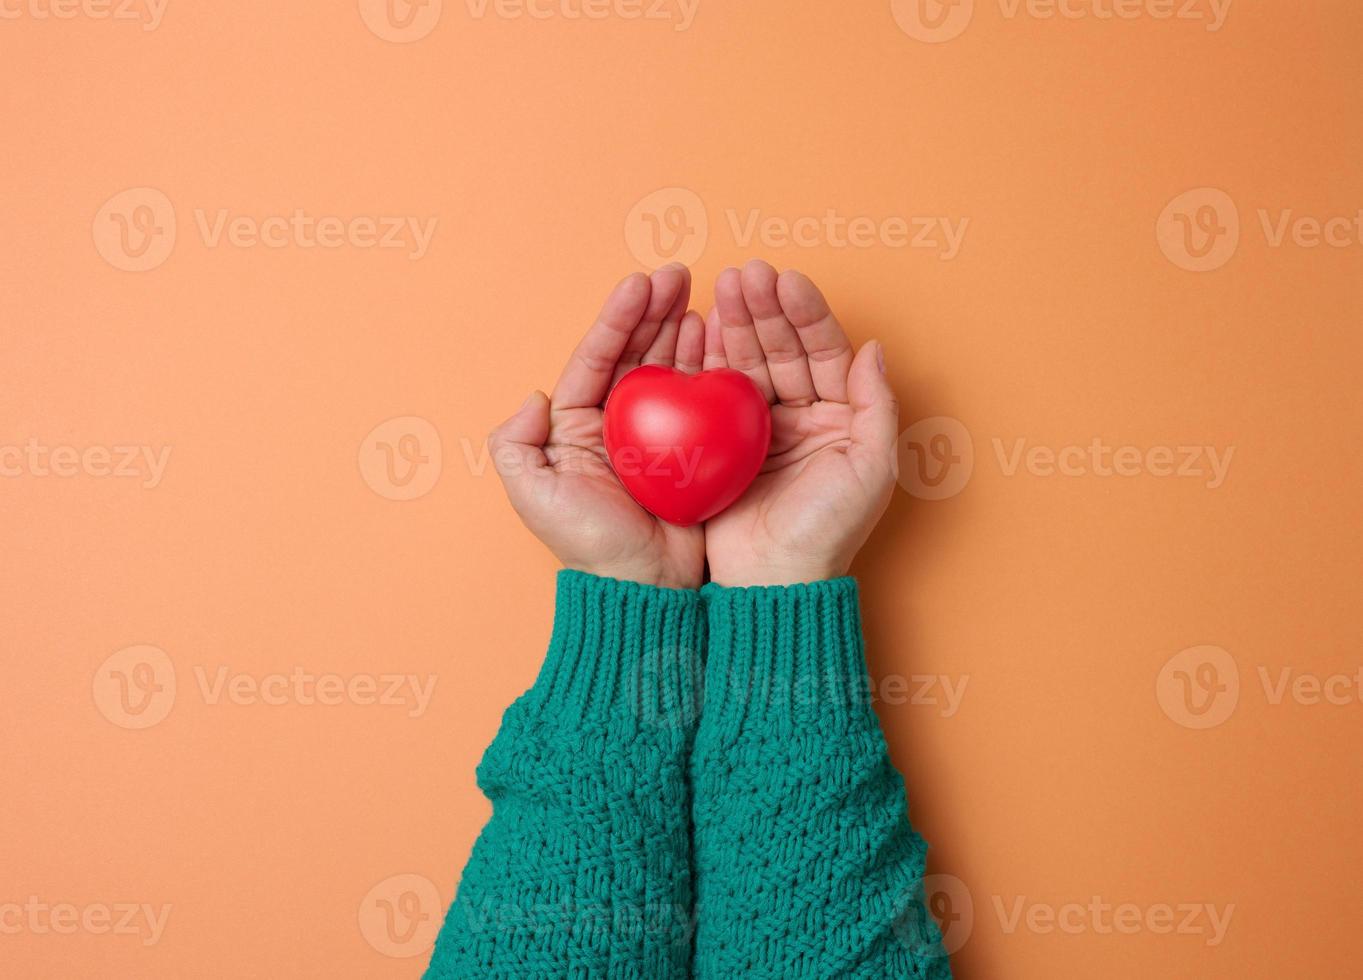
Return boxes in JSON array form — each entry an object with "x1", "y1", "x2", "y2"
[
  {"x1": 193, "y1": 666, "x2": 437, "y2": 718},
  {"x1": 892, "y1": 0, "x2": 1232, "y2": 44},
  {"x1": 914, "y1": 875, "x2": 1235, "y2": 954},
  {"x1": 725, "y1": 209, "x2": 969, "y2": 259},
  {"x1": 994, "y1": 0, "x2": 1231, "y2": 31},
  {"x1": 193, "y1": 209, "x2": 438, "y2": 260},
  {"x1": 0, "y1": 0, "x2": 168, "y2": 30},
  {"x1": 0, "y1": 897, "x2": 171, "y2": 946},
  {"x1": 462, "y1": 435, "x2": 706, "y2": 489},
  {"x1": 463, "y1": 0, "x2": 699, "y2": 30},
  {"x1": 360, "y1": 0, "x2": 698, "y2": 42},
  {"x1": 94, "y1": 645, "x2": 440, "y2": 729},
  {"x1": 895, "y1": 418, "x2": 1236, "y2": 501},
  {"x1": 1158, "y1": 645, "x2": 1363, "y2": 729},
  {"x1": 993, "y1": 438, "x2": 1234, "y2": 490},
  {"x1": 623, "y1": 188, "x2": 969, "y2": 268},
  {"x1": 993, "y1": 895, "x2": 1234, "y2": 947},
  {"x1": 94, "y1": 188, "x2": 439, "y2": 272},
  {"x1": 1, "y1": 439, "x2": 171, "y2": 489},
  {"x1": 1158, "y1": 187, "x2": 1363, "y2": 272}
]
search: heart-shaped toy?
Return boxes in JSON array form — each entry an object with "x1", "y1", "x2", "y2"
[{"x1": 603, "y1": 365, "x2": 772, "y2": 526}]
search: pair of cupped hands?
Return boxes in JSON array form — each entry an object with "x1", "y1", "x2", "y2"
[{"x1": 489, "y1": 260, "x2": 900, "y2": 590}]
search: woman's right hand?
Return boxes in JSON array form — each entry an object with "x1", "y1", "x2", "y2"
[
  {"x1": 488, "y1": 266, "x2": 707, "y2": 590},
  {"x1": 701, "y1": 261, "x2": 900, "y2": 587}
]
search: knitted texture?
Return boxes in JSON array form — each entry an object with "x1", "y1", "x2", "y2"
[
  {"x1": 692, "y1": 578, "x2": 952, "y2": 979},
  {"x1": 426, "y1": 572, "x2": 951, "y2": 979},
  {"x1": 424, "y1": 570, "x2": 704, "y2": 980}
]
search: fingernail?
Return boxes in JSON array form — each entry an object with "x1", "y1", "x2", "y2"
[
  {"x1": 876, "y1": 341, "x2": 887, "y2": 375},
  {"x1": 520, "y1": 391, "x2": 537, "y2": 410}
]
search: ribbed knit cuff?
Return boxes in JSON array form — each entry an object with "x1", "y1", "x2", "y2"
[
  {"x1": 519, "y1": 570, "x2": 705, "y2": 734},
  {"x1": 699, "y1": 577, "x2": 874, "y2": 738}
]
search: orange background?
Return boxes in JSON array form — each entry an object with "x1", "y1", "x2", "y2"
[{"x1": 4, "y1": 1, "x2": 1362, "y2": 977}]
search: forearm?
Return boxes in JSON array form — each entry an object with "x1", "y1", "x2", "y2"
[
  {"x1": 426, "y1": 571, "x2": 703, "y2": 980},
  {"x1": 692, "y1": 578, "x2": 951, "y2": 979}
]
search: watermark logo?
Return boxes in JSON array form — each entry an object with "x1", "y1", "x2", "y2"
[
  {"x1": 93, "y1": 188, "x2": 177, "y2": 272},
  {"x1": 1156, "y1": 645, "x2": 1239, "y2": 729},
  {"x1": 625, "y1": 187, "x2": 708, "y2": 269},
  {"x1": 358, "y1": 873, "x2": 442, "y2": 958},
  {"x1": 891, "y1": 0, "x2": 974, "y2": 43},
  {"x1": 93, "y1": 645, "x2": 177, "y2": 730},
  {"x1": 359, "y1": 416, "x2": 443, "y2": 501},
  {"x1": 360, "y1": 0, "x2": 443, "y2": 42},
  {"x1": 1156, "y1": 187, "x2": 1240, "y2": 272},
  {"x1": 922, "y1": 873, "x2": 974, "y2": 954},
  {"x1": 897, "y1": 416, "x2": 975, "y2": 500}
]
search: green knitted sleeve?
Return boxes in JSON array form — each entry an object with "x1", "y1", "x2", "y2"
[
  {"x1": 692, "y1": 578, "x2": 953, "y2": 979},
  {"x1": 424, "y1": 570, "x2": 704, "y2": 980}
]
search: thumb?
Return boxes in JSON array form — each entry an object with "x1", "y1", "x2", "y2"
[
  {"x1": 847, "y1": 340, "x2": 899, "y2": 480},
  {"x1": 488, "y1": 391, "x2": 550, "y2": 494}
]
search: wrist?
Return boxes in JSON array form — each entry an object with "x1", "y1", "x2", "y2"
[
  {"x1": 569, "y1": 560, "x2": 701, "y2": 591},
  {"x1": 697, "y1": 576, "x2": 871, "y2": 738},
  {"x1": 525, "y1": 570, "x2": 705, "y2": 730},
  {"x1": 706, "y1": 559, "x2": 847, "y2": 588}
]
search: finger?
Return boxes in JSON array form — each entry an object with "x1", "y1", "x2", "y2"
[
  {"x1": 488, "y1": 391, "x2": 552, "y2": 512},
  {"x1": 847, "y1": 341, "x2": 898, "y2": 482},
  {"x1": 715, "y1": 266, "x2": 776, "y2": 402},
  {"x1": 641, "y1": 266, "x2": 693, "y2": 368},
  {"x1": 702, "y1": 308, "x2": 728, "y2": 370},
  {"x1": 674, "y1": 311, "x2": 705, "y2": 374},
  {"x1": 776, "y1": 269, "x2": 854, "y2": 403},
  {"x1": 641, "y1": 318, "x2": 679, "y2": 368},
  {"x1": 612, "y1": 264, "x2": 689, "y2": 385},
  {"x1": 552, "y1": 273, "x2": 652, "y2": 409},
  {"x1": 741, "y1": 259, "x2": 817, "y2": 407}
]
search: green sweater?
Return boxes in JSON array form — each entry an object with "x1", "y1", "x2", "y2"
[{"x1": 425, "y1": 571, "x2": 950, "y2": 979}]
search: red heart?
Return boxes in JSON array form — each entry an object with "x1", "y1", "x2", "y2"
[{"x1": 603, "y1": 365, "x2": 772, "y2": 527}]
